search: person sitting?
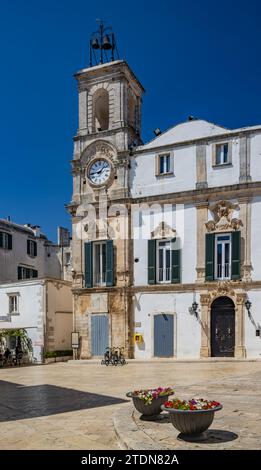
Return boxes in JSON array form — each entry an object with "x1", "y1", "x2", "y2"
[{"x1": 15, "y1": 345, "x2": 23, "y2": 366}]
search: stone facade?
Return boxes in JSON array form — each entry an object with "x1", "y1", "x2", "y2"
[{"x1": 68, "y1": 57, "x2": 261, "y2": 359}]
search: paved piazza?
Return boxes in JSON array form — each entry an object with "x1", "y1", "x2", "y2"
[{"x1": 0, "y1": 360, "x2": 260, "y2": 450}]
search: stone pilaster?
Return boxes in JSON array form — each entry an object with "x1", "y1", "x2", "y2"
[
  {"x1": 200, "y1": 293, "x2": 211, "y2": 357},
  {"x1": 235, "y1": 292, "x2": 247, "y2": 358},
  {"x1": 238, "y1": 196, "x2": 252, "y2": 281},
  {"x1": 196, "y1": 144, "x2": 208, "y2": 189},
  {"x1": 239, "y1": 135, "x2": 252, "y2": 183},
  {"x1": 196, "y1": 202, "x2": 209, "y2": 283}
]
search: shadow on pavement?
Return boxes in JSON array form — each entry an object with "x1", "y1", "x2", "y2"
[{"x1": 0, "y1": 380, "x2": 128, "y2": 422}]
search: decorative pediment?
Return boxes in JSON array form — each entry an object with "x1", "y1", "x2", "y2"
[
  {"x1": 151, "y1": 221, "x2": 176, "y2": 239},
  {"x1": 205, "y1": 200, "x2": 243, "y2": 233}
]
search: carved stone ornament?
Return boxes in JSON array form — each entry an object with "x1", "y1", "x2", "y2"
[
  {"x1": 200, "y1": 281, "x2": 236, "y2": 307},
  {"x1": 81, "y1": 140, "x2": 117, "y2": 167},
  {"x1": 205, "y1": 200, "x2": 243, "y2": 232},
  {"x1": 151, "y1": 221, "x2": 176, "y2": 239}
]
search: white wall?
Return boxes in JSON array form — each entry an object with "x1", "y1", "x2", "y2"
[
  {"x1": 251, "y1": 196, "x2": 261, "y2": 281},
  {"x1": 250, "y1": 134, "x2": 261, "y2": 182},
  {"x1": 134, "y1": 292, "x2": 201, "y2": 359},
  {"x1": 0, "y1": 280, "x2": 45, "y2": 362},
  {"x1": 130, "y1": 146, "x2": 196, "y2": 198},
  {"x1": 244, "y1": 289, "x2": 261, "y2": 358},
  {"x1": 206, "y1": 138, "x2": 240, "y2": 188},
  {"x1": 133, "y1": 204, "x2": 197, "y2": 285},
  {"x1": 0, "y1": 222, "x2": 62, "y2": 283}
]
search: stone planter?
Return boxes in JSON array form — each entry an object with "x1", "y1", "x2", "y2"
[
  {"x1": 126, "y1": 392, "x2": 171, "y2": 416},
  {"x1": 161, "y1": 404, "x2": 222, "y2": 440}
]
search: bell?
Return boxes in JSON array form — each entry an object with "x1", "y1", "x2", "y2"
[
  {"x1": 91, "y1": 38, "x2": 100, "y2": 49},
  {"x1": 102, "y1": 35, "x2": 112, "y2": 50}
]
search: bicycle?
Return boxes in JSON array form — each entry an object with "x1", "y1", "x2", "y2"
[{"x1": 101, "y1": 347, "x2": 111, "y2": 366}]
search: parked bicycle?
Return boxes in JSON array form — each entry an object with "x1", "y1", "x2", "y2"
[{"x1": 101, "y1": 346, "x2": 127, "y2": 366}]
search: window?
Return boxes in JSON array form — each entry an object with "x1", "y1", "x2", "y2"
[
  {"x1": 0, "y1": 231, "x2": 12, "y2": 250},
  {"x1": 27, "y1": 240, "x2": 37, "y2": 257},
  {"x1": 65, "y1": 252, "x2": 71, "y2": 265},
  {"x1": 159, "y1": 154, "x2": 170, "y2": 174},
  {"x1": 148, "y1": 238, "x2": 181, "y2": 285},
  {"x1": 18, "y1": 267, "x2": 38, "y2": 280},
  {"x1": 85, "y1": 240, "x2": 114, "y2": 288},
  {"x1": 215, "y1": 234, "x2": 231, "y2": 280},
  {"x1": 93, "y1": 242, "x2": 107, "y2": 286},
  {"x1": 9, "y1": 295, "x2": 18, "y2": 314},
  {"x1": 157, "y1": 240, "x2": 171, "y2": 283},
  {"x1": 215, "y1": 143, "x2": 229, "y2": 165}
]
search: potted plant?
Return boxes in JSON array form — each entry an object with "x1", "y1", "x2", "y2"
[
  {"x1": 126, "y1": 387, "x2": 175, "y2": 416},
  {"x1": 161, "y1": 398, "x2": 222, "y2": 439}
]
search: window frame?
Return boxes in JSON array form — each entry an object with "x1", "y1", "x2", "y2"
[
  {"x1": 8, "y1": 294, "x2": 19, "y2": 314},
  {"x1": 18, "y1": 266, "x2": 38, "y2": 280},
  {"x1": 212, "y1": 141, "x2": 232, "y2": 167},
  {"x1": 93, "y1": 241, "x2": 107, "y2": 287},
  {"x1": 214, "y1": 233, "x2": 232, "y2": 281},
  {"x1": 156, "y1": 239, "x2": 171, "y2": 284},
  {"x1": 155, "y1": 152, "x2": 174, "y2": 177},
  {"x1": 27, "y1": 239, "x2": 37, "y2": 257}
]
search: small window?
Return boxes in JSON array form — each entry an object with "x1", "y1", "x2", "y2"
[
  {"x1": 159, "y1": 154, "x2": 171, "y2": 174},
  {"x1": 0, "y1": 232, "x2": 12, "y2": 250},
  {"x1": 65, "y1": 252, "x2": 71, "y2": 265},
  {"x1": 215, "y1": 143, "x2": 229, "y2": 165},
  {"x1": 9, "y1": 295, "x2": 18, "y2": 314},
  {"x1": 27, "y1": 240, "x2": 37, "y2": 257}
]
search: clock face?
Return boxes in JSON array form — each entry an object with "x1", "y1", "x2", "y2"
[{"x1": 88, "y1": 159, "x2": 111, "y2": 185}]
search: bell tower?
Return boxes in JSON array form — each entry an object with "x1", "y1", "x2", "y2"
[{"x1": 71, "y1": 41, "x2": 144, "y2": 204}]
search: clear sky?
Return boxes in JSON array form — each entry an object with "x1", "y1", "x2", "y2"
[{"x1": 0, "y1": 0, "x2": 260, "y2": 241}]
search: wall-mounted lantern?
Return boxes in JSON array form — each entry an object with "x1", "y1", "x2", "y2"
[
  {"x1": 245, "y1": 299, "x2": 252, "y2": 318},
  {"x1": 189, "y1": 301, "x2": 198, "y2": 319}
]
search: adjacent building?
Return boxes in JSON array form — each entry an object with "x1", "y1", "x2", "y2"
[
  {"x1": 68, "y1": 57, "x2": 261, "y2": 360},
  {"x1": 0, "y1": 221, "x2": 73, "y2": 362}
]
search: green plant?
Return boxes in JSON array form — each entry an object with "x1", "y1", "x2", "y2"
[{"x1": 44, "y1": 350, "x2": 73, "y2": 359}]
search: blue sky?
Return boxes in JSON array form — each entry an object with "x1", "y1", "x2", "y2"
[{"x1": 0, "y1": 0, "x2": 260, "y2": 241}]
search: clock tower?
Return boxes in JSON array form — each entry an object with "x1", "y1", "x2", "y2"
[{"x1": 68, "y1": 32, "x2": 145, "y2": 359}]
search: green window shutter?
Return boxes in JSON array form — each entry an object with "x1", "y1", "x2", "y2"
[
  {"x1": 171, "y1": 238, "x2": 181, "y2": 284},
  {"x1": 205, "y1": 233, "x2": 215, "y2": 281},
  {"x1": 8, "y1": 234, "x2": 12, "y2": 250},
  {"x1": 148, "y1": 239, "x2": 156, "y2": 284},
  {"x1": 106, "y1": 240, "x2": 114, "y2": 287},
  {"x1": 231, "y1": 231, "x2": 241, "y2": 280},
  {"x1": 34, "y1": 241, "x2": 37, "y2": 257},
  {"x1": 84, "y1": 242, "x2": 93, "y2": 288}
]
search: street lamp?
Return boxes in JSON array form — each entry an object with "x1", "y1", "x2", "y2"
[
  {"x1": 189, "y1": 301, "x2": 198, "y2": 319},
  {"x1": 245, "y1": 299, "x2": 252, "y2": 318}
]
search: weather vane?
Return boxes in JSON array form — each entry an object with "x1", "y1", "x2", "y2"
[{"x1": 89, "y1": 20, "x2": 119, "y2": 67}]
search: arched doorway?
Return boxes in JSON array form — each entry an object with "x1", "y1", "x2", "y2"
[{"x1": 211, "y1": 296, "x2": 235, "y2": 357}]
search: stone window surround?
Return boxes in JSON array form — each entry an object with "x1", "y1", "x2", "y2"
[
  {"x1": 7, "y1": 292, "x2": 20, "y2": 315},
  {"x1": 155, "y1": 151, "x2": 174, "y2": 177},
  {"x1": 212, "y1": 140, "x2": 233, "y2": 167}
]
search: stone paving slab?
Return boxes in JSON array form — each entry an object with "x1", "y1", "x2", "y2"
[{"x1": 0, "y1": 361, "x2": 260, "y2": 449}]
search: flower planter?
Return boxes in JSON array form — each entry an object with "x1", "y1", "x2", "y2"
[
  {"x1": 161, "y1": 401, "x2": 222, "y2": 440},
  {"x1": 127, "y1": 393, "x2": 170, "y2": 416},
  {"x1": 126, "y1": 387, "x2": 174, "y2": 417}
]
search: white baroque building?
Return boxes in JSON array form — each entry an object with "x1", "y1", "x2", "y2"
[{"x1": 68, "y1": 58, "x2": 261, "y2": 360}]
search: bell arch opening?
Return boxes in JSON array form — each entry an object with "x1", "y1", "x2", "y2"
[{"x1": 92, "y1": 88, "x2": 109, "y2": 132}]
